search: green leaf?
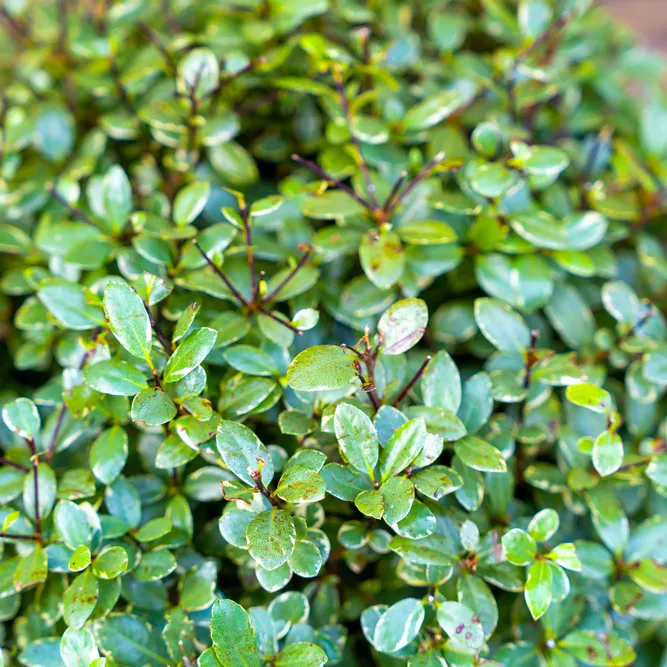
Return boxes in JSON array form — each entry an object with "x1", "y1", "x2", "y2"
[
  {"x1": 173, "y1": 181, "x2": 210, "y2": 226},
  {"x1": 546, "y1": 543, "x2": 582, "y2": 572},
  {"x1": 334, "y1": 403, "x2": 379, "y2": 477},
  {"x1": 379, "y1": 418, "x2": 426, "y2": 482},
  {"x1": 2, "y1": 397, "x2": 40, "y2": 440},
  {"x1": 60, "y1": 627, "x2": 99, "y2": 667},
  {"x1": 223, "y1": 345, "x2": 280, "y2": 377},
  {"x1": 436, "y1": 601, "x2": 485, "y2": 653},
  {"x1": 421, "y1": 350, "x2": 461, "y2": 412},
  {"x1": 163, "y1": 327, "x2": 217, "y2": 383},
  {"x1": 177, "y1": 48, "x2": 219, "y2": 98},
  {"x1": 38, "y1": 279, "x2": 104, "y2": 330},
  {"x1": 502, "y1": 529, "x2": 536, "y2": 566},
  {"x1": 287, "y1": 345, "x2": 357, "y2": 391},
  {"x1": 103, "y1": 281, "x2": 152, "y2": 361},
  {"x1": 92, "y1": 546, "x2": 128, "y2": 579},
  {"x1": 373, "y1": 598, "x2": 425, "y2": 653},
  {"x1": 301, "y1": 190, "x2": 366, "y2": 220},
  {"x1": 216, "y1": 420, "x2": 274, "y2": 487},
  {"x1": 131, "y1": 388, "x2": 177, "y2": 425},
  {"x1": 560, "y1": 630, "x2": 635, "y2": 667},
  {"x1": 246, "y1": 509, "x2": 296, "y2": 571},
  {"x1": 404, "y1": 90, "x2": 466, "y2": 131},
  {"x1": 355, "y1": 489, "x2": 385, "y2": 519},
  {"x1": 388, "y1": 534, "x2": 457, "y2": 566},
  {"x1": 474, "y1": 298, "x2": 530, "y2": 353},
  {"x1": 136, "y1": 517, "x2": 172, "y2": 542},
  {"x1": 397, "y1": 220, "x2": 457, "y2": 245},
  {"x1": 380, "y1": 476, "x2": 414, "y2": 524},
  {"x1": 455, "y1": 436, "x2": 507, "y2": 473},
  {"x1": 643, "y1": 345, "x2": 667, "y2": 385},
  {"x1": 24, "y1": 463, "x2": 57, "y2": 522},
  {"x1": 84, "y1": 359, "x2": 148, "y2": 396},
  {"x1": 173, "y1": 302, "x2": 200, "y2": 343},
  {"x1": 565, "y1": 383, "x2": 612, "y2": 414},
  {"x1": 528, "y1": 509, "x2": 559, "y2": 542},
  {"x1": 89, "y1": 426, "x2": 128, "y2": 485},
  {"x1": 360, "y1": 230, "x2": 405, "y2": 289},
  {"x1": 93, "y1": 613, "x2": 170, "y2": 666},
  {"x1": 35, "y1": 105, "x2": 75, "y2": 162},
  {"x1": 276, "y1": 643, "x2": 327, "y2": 667},
  {"x1": 14, "y1": 544, "x2": 48, "y2": 592},
  {"x1": 101, "y1": 166, "x2": 133, "y2": 231},
  {"x1": 524, "y1": 560, "x2": 552, "y2": 620},
  {"x1": 321, "y1": 463, "x2": 374, "y2": 501},
  {"x1": 54, "y1": 500, "x2": 94, "y2": 550},
  {"x1": 19, "y1": 638, "x2": 66, "y2": 667},
  {"x1": 287, "y1": 541, "x2": 323, "y2": 578},
  {"x1": 276, "y1": 466, "x2": 326, "y2": 503},
  {"x1": 470, "y1": 163, "x2": 517, "y2": 198},
  {"x1": 217, "y1": 600, "x2": 264, "y2": 667},
  {"x1": 377, "y1": 298, "x2": 428, "y2": 355},
  {"x1": 69, "y1": 545, "x2": 91, "y2": 572},
  {"x1": 64, "y1": 570, "x2": 99, "y2": 628},
  {"x1": 592, "y1": 430, "x2": 623, "y2": 477}
]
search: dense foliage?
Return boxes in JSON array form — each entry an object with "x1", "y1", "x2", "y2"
[{"x1": 0, "y1": 0, "x2": 666, "y2": 665}]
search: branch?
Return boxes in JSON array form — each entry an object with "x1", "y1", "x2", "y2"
[
  {"x1": 45, "y1": 183, "x2": 97, "y2": 227},
  {"x1": 251, "y1": 470, "x2": 281, "y2": 507},
  {"x1": 261, "y1": 245, "x2": 313, "y2": 304},
  {"x1": 382, "y1": 170, "x2": 408, "y2": 213},
  {"x1": 108, "y1": 53, "x2": 135, "y2": 116},
  {"x1": 0, "y1": 457, "x2": 29, "y2": 472},
  {"x1": 389, "y1": 152, "x2": 447, "y2": 211},
  {"x1": 47, "y1": 328, "x2": 101, "y2": 462},
  {"x1": 138, "y1": 22, "x2": 176, "y2": 71},
  {"x1": 26, "y1": 437, "x2": 41, "y2": 541},
  {"x1": 257, "y1": 306, "x2": 302, "y2": 335},
  {"x1": 143, "y1": 302, "x2": 173, "y2": 355},
  {"x1": 193, "y1": 241, "x2": 247, "y2": 305},
  {"x1": 0, "y1": 532, "x2": 39, "y2": 541},
  {"x1": 334, "y1": 74, "x2": 379, "y2": 209},
  {"x1": 291, "y1": 154, "x2": 374, "y2": 212},
  {"x1": 393, "y1": 356, "x2": 431, "y2": 407},
  {"x1": 241, "y1": 204, "x2": 259, "y2": 302}
]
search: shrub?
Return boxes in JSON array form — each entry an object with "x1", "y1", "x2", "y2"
[{"x1": 0, "y1": 0, "x2": 666, "y2": 665}]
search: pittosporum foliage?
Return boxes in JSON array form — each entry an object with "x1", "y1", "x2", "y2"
[{"x1": 0, "y1": 0, "x2": 666, "y2": 666}]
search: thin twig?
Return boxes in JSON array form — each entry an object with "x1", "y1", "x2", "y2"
[
  {"x1": 108, "y1": 53, "x2": 135, "y2": 116},
  {"x1": 257, "y1": 306, "x2": 302, "y2": 335},
  {"x1": 251, "y1": 470, "x2": 281, "y2": 507},
  {"x1": 46, "y1": 183, "x2": 97, "y2": 227},
  {"x1": 241, "y1": 204, "x2": 259, "y2": 302},
  {"x1": 382, "y1": 171, "x2": 408, "y2": 213},
  {"x1": 393, "y1": 356, "x2": 432, "y2": 407},
  {"x1": 391, "y1": 152, "x2": 447, "y2": 210},
  {"x1": 0, "y1": 457, "x2": 29, "y2": 472},
  {"x1": 0, "y1": 532, "x2": 39, "y2": 541},
  {"x1": 0, "y1": 8, "x2": 28, "y2": 44},
  {"x1": 144, "y1": 302, "x2": 173, "y2": 354},
  {"x1": 57, "y1": 0, "x2": 67, "y2": 53},
  {"x1": 26, "y1": 437, "x2": 41, "y2": 541},
  {"x1": 193, "y1": 241, "x2": 247, "y2": 305},
  {"x1": 47, "y1": 404, "x2": 67, "y2": 464},
  {"x1": 138, "y1": 22, "x2": 176, "y2": 71},
  {"x1": 291, "y1": 154, "x2": 374, "y2": 212},
  {"x1": 47, "y1": 328, "x2": 101, "y2": 462},
  {"x1": 261, "y1": 246, "x2": 313, "y2": 304},
  {"x1": 334, "y1": 74, "x2": 379, "y2": 208},
  {"x1": 515, "y1": 12, "x2": 571, "y2": 61},
  {"x1": 340, "y1": 343, "x2": 364, "y2": 359}
]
